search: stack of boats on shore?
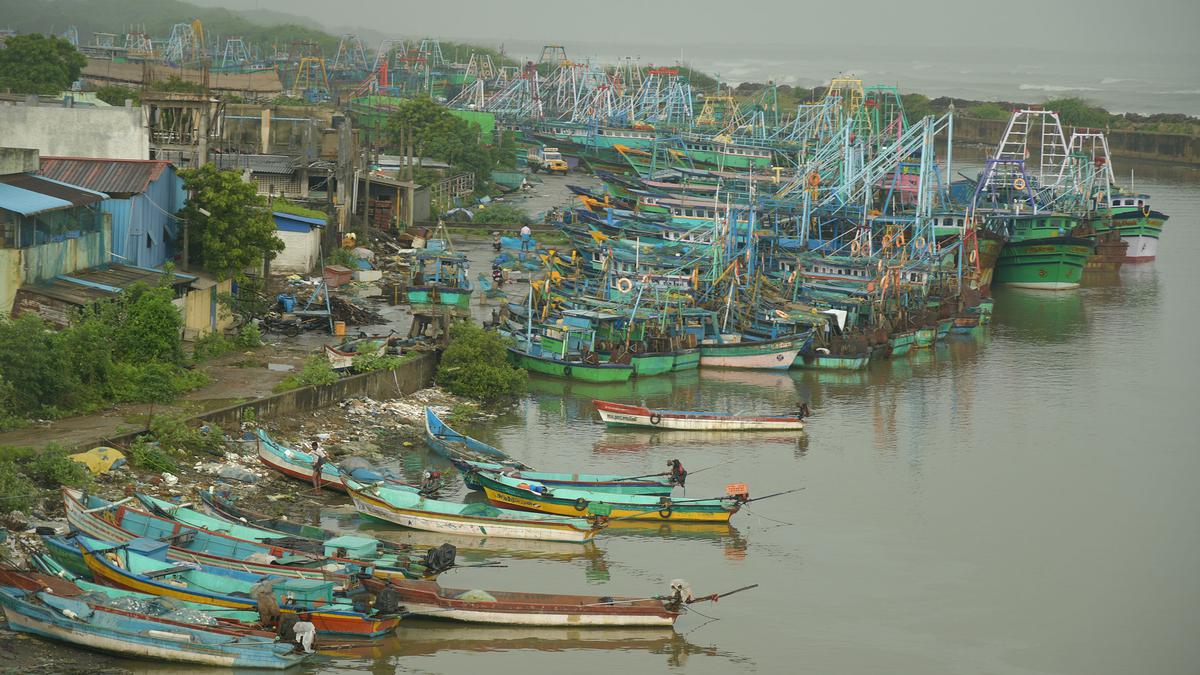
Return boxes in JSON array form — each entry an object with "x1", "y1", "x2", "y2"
[{"x1": 487, "y1": 96, "x2": 1167, "y2": 379}]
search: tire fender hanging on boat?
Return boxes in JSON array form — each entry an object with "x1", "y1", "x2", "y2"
[
  {"x1": 649, "y1": 413, "x2": 662, "y2": 425},
  {"x1": 574, "y1": 497, "x2": 588, "y2": 511}
]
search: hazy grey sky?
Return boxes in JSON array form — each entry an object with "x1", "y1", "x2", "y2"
[{"x1": 194, "y1": 0, "x2": 1200, "y2": 56}]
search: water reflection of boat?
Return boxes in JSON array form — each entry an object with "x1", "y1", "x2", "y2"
[
  {"x1": 525, "y1": 369, "x2": 699, "y2": 401},
  {"x1": 607, "y1": 521, "x2": 749, "y2": 560},
  {"x1": 325, "y1": 621, "x2": 724, "y2": 667},
  {"x1": 351, "y1": 520, "x2": 609, "y2": 563},
  {"x1": 992, "y1": 286, "x2": 1086, "y2": 342},
  {"x1": 698, "y1": 368, "x2": 799, "y2": 393},
  {"x1": 592, "y1": 427, "x2": 801, "y2": 454}
]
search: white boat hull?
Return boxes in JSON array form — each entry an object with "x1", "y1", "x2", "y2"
[
  {"x1": 1121, "y1": 234, "x2": 1158, "y2": 262},
  {"x1": 699, "y1": 348, "x2": 801, "y2": 370},
  {"x1": 348, "y1": 491, "x2": 595, "y2": 543},
  {"x1": 399, "y1": 602, "x2": 675, "y2": 627},
  {"x1": 1001, "y1": 281, "x2": 1081, "y2": 291}
]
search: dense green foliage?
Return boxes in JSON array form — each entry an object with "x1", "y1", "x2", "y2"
[
  {"x1": 272, "y1": 200, "x2": 328, "y2": 222},
  {"x1": 0, "y1": 445, "x2": 92, "y2": 513},
  {"x1": 179, "y1": 165, "x2": 284, "y2": 279},
  {"x1": 966, "y1": 102, "x2": 1013, "y2": 120},
  {"x1": 325, "y1": 247, "x2": 358, "y2": 269},
  {"x1": 95, "y1": 84, "x2": 140, "y2": 105},
  {"x1": 276, "y1": 355, "x2": 339, "y2": 391},
  {"x1": 1043, "y1": 97, "x2": 1113, "y2": 128},
  {"x1": 473, "y1": 203, "x2": 531, "y2": 227},
  {"x1": 436, "y1": 322, "x2": 526, "y2": 403},
  {"x1": 0, "y1": 282, "x2": 205, "y2": 428},
  {"x1": 385, "y1": 97, "x2": 498, "y2": 192},
  {"x1": 351, "y1": 351, "x2": 411, "y2": 373},
  {"x1": 0, "y1": 33, "x2": 86, "y2": 94}
]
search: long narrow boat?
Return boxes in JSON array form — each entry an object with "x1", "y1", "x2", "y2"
[
  {"x1": 473, "y1": 471, "x2": 743, "y2": 523},
  {"x1": 254, "y1": 429, "x2": 420, "y2": 493},
  {"x1": 361, "y1": 578, "x2": 680, "y2": 627},
  {"x1": 423, "y1": 406, "x2": 526, "y2": 466},
  {"x1": 0, "y1": 582, "x2": 307, "y2": 669},
  {"x1": 132, "y1": 492, "x2": 454, "y2": 576},
  {"x1": 507, "y1": 346, "x2": 635, "y2": 382},
  {"x1": 425, "y1": 408, "x2": 676, "y2": 495},
  {"x1": 75, "y1": 534, "x2": 400, "y2": 638},
  {"x1": 593, "y1": 400, "x2": 805, "y2": 431},
  {"x1": 795, "y1": 352, "x2": 871, "y2": 371},
  {"x1": 344, "y1": 478, "x2": 602, "y2": 543},
  {"x1": 62, "y1": 488, "x2": 432, "y2": 581}
]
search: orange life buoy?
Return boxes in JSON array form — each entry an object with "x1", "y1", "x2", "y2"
[
  {"x1": 807, "y1": 172, "x2": 820, "y2": 188},
  {"x1": 969, "y1": 249, "x2": 978, "y2": 264},
  {"x1": 616, "y1": 277, "x2": 633, "y2": 293},
  {"x1": 914, "y1": 236, "x2": 926, "y2": 250},
  {"x1": 867, "y1": 281, "x2": 877, "y2": 292},
  {"x1": 1013, "y1": 177, "x2": 1027, "y2": 191},
  {"x1": 895, "y1": 233, "x2": 906, "y2": 247}
]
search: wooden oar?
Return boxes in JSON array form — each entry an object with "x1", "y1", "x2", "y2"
[{"x1": 687, "y1": 583, "x2": 759, "y2": 604}]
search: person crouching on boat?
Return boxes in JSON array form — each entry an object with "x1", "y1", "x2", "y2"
[
  {"x1": 293, "y1": 613, "x2": 317, "y2": 654},
  {"x1": 668, "y1": 459, "x2": 687, "y2": 487},
  {"x1": 796, "y1": 401, "x2": 812, "y2": 420},
  {"x1": 310, "y1": 441, "x2": 328, "y2": 490}
]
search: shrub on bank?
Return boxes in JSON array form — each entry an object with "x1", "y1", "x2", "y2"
[
  {"x1": 276, "y1": 355, "x2": 340, "y2": 392},
  {"x1": 436, "y1": 322, "x2": 526, "y2": 403}
]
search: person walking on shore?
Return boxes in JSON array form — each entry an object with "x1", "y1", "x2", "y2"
[{"x1": 310, "y1": 441, "x2": 327, "y2": 490}]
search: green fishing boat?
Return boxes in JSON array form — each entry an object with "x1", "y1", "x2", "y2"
[
  {"x1": 989, "y1": 213, "x2": 1094, "y2": 290},
  {"x1": 672, "y1": 348, "x2": 701, "y2": 371},
  {"x1": 936, "y1": 317, "x2": 954, "y2": 340},
  {"x1": 795, "y1": 352, "x2": 871, "y2": 371},
  {"x1": 888, "y1": 330, "x2": 917, "y2": 357},
  {"x1": 914, "y1": 327, "x2": 936, "y2": 348},
  {"x1": 1095, "y1": 193, "x2": 1168, "y2": 261}
]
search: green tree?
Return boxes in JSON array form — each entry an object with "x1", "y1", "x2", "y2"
[
  {"x1": 0, "y1": 33, "x2": 86, "y2": 95},
  {"x1": 385, "y1": 97, "x2": 496, "y2": 191},
  {"x1": 436, "y1": 322, "x2": 526, "y2": 403},
  {"x1": 473, "y1": 203, "x2": 530, "y2": 227},
  {"x1": 94, "y1": 84, "x2": 140, "y2": 106},
  {"x1": 1044, "y1": 98, "x2": 1113, "y2": 128},
  {"x1": 900, "y1": 93, "x2": 934, "y2": 121},
  {"x1": 966, "y1": 102, "x2": 1012, "y2": 121},
  {"x1": 178, "y1": 165, "x2": 284, "y2": 279}
]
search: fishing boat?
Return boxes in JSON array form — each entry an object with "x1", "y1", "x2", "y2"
[
  {"x1": 132, "y1": 492, "x2": 453, "y2": 578},
  {"x1": 423, "y1": 406, "x2": 526, "y2": 466},
  {"x1": 1097, "y1": 193, "x2": 1168, "y2": 261},
  {"x1": 914, "y1": 326, "x2": 936, "y2": 348},
  {"x1": 0, "y1": 578, "x2": 307, "y2": 669},
  {"x1": 988, "y1": 213, "x2": 1095, "y2": 290},
  {"x1": 699, "y1": 334, "x2": 804, "y2": 370},
  {"x1": 344, "y1": 478, "x2": 603, "y2": 543},
  {"x1": 795, "y1": 349, "x2": 872, "y2": 371},
  {"x1": 935, "y1": 317, "x2": 954, "y2": 340},
  {"x1": 360, "y1": 578, "x2": 681, "y2": 627},
  {"x1": 473, "y1": 470, "x2": 744, "y2": 523},
  {"x1": 74, "y1": 534, "x2": 401, "y2": 638},
  {"x1": 425, "y1": 408, "x2": 676, "y2": 495},
  {"x1": 406, "y1": 250, "x2": 473, "y2": 310},
  {"x1": 254, "y1": 429, "x2": 420, "y2": 493},
  {"x1": 324, "y1": 337, "x2": 388, "y2": 370},
  {"x1": 593, "y1": 400, "x2": 805, "y2": 432},
  {"x1": 61, "y1": 488, "x2": 431, "y2": 582}
]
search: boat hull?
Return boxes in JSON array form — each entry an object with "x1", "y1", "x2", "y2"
[
  {"x1": 994, "y1": 238, "x2": 1094, "y2": 290},
  {"x1": 671, "y1": 348, "x2": 701, "y2": 371},
  {"x1": 699, "y1": 337, "x2": 802, "y2": 370},
  {"x1": 796, "y1": 353, "x2": 871, "y2": 371},
  {"x1": 507, "y1": 348, "x2": 634, "y2": 383},
  {"x1": 348, "y1": 486, "x2": 597, "y2": 543}
]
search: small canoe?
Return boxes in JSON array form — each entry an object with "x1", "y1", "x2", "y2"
[
  {"x1": 254, "y1": 429, "x2": 420, "y2": 493},
  {"x1": 361, "y1": 578, "x2": 680, "y2": 627},
  {"x1": 593, "y1": 400, "x2": 805, "y2": 431},
  {"x1": 132, "y1": 492, "x2": 451, "y2": 577},
  {"x1": 425, "y1": 408, "x2": 676, "y2": 495},
  {"x1": 344, "y1": 479, "x2": 602, "y2": 544},
  {"x1": 75, "y1": 534, "x2": 401, "y2": 638},
  {"x1": 0, "y1": 582, "x2": 306, "y2": 670},
  {"x1": 473, "y1": 471, "x2": 743, "y2": 523},
  {"x1": 61, "y1": 488, "x2": 426, "y2": 582}
]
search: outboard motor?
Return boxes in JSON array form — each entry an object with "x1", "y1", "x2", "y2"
[
  {"x1": 374, "y1": 586, "x2": 403, "y2": 614},
  {"x1": 423, "y1": 543, "x2": 457, "y2": 574}
]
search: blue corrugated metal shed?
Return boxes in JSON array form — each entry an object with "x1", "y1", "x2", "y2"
[
  {"x1": 0, "y1": 183, "x2": 73, "y2": 215},
  {"x1": 273, "y1": 211, "x2": 326, "y2": 233}
]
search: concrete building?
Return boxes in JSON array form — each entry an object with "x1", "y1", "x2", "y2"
[
  {"x1": 272, "y1": 211, "x2": 325, "y2": 274},
  {"x1": 0, "y1": 100, "x2": 148, "y2": 159},
  {"x1": 38, "y1": 158, "x2": 185, "y2": 268}
]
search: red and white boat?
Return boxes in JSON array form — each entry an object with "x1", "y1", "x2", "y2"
[{"x1": 593, "y1": 400, "x2": 805, "y2": 431}]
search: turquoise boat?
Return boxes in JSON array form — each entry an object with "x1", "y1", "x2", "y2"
[
  {"x1": 935, "y1": 317, "x2": 954, "y2": 341},
  {"x1": 73, "y1": 534, "x2": 402, "y2": 638},
  {"x1": 796, "y1": 352, "x2": 871, "y2": 371},
  {"x1": 0, "y1": 580, "x2": 306, "y2": 670},
  {"x1": 407, "y1": 250, "x2": 472, "y2": 310},
  {"x1": 914, "y1": 327, "x2": 936, "y2": 348},
  {"x1": 888, "y1": 330, "x2": 917, "y2": 357}
]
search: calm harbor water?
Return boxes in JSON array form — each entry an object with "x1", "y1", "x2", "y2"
[{"x1": 115, "y1": 162, "x2": 1199, "y2": 674}]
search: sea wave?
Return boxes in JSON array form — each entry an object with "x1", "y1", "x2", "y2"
[
  {"x1": 1019, "y1": 83, "x2": 1101, "y2": 92},
  {"x1": 1100, "y1": 77, "x2": 1136, "y2": 85}
]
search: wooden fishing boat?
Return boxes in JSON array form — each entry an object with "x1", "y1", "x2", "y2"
[
  {"x1": 254, "y1": 429, "x2": 420, "y2": 493},
  {"x1": 425, "y1": 407, "x2": 675, "y2": 495},
  {"x1": 423, "y1": 406, "x2": 526, "y2": 466},
  {"x1": 344, "y1": 478, "x2": 603, "y2": 543},
  {"x1": 699, "y1": 335, "x2": 803, "y2": 370},
  {"x1": 507, "y1": 346, "x2": 634, "y2": 383},
  {"x1": 950, "y1": 314, "x2": 982, "y2": 335},
  {"x1": 914, "y1": 326, "x2": 936, "y2": 348},
  {"x1": 473, "y1": 470, "x2": 743, "y2": 523},
  {"x1": 0, "y1": 581, "x2": 306, "y2": 669},
  {"x1": 361, "y1": 579, "x2": 680, "y2": 627},
  {"x1": 61, "y1": 488, "x2": 430, "y2": 581},
  {"x1": 593, "y1": 400, "x2": 804, "y2": 432},
  {"x1": 795, "y1": 351, "x2": 871, "y2": 371},
  {"x1": 324, "y1": 338, "x2": 388, "y2": 370},
  {"x1": 132, "y1": 493, "x2": 453, "y2": 577},
  {"x1": 887, "y1": 330, "x2": 917, "y2": 357},
  {"x1": 935, "y1": 317, "x2": 954, "y2": 340},
  {"x1": 75, "y1": 534, "x2": 401, "y2": 638}
]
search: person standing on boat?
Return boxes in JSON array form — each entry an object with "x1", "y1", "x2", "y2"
[
  {"x1": 667, "y1": 459, "x2": 687, "y2": 487},
  {"x1": 310, "y1": 441, "x2": 328, "y2": 490},
  {"x1": 292, "y1": 613, "x2": 317, "y2": 654},
  {"x1": 519, "y1": 224, "x2": 532, "y2": 252}
]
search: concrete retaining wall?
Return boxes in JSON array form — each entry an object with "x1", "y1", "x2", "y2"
[
  {"x1": 951, "y1": 116, "x2": 1200, "y2": 166},
  {"x1": 0, "y1": 103, "x2": 148, "y2": 160}
]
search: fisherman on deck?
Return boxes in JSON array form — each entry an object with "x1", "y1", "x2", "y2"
[
  {"x1": 292, "y1": 613, "x2": 317, "y2": 654},
  {"x1": 310, "y1": 441, "x2": 328, "y2": 490},
  {"x1": 667, "y1": 459, "x2": 687, "y2": 487}
]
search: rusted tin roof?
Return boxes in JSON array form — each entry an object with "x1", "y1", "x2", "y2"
[{"x1": 39, "y1": 157, "x2": 170, "y2": 196}]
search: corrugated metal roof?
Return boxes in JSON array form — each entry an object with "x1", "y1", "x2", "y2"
[
  {"x1": 0, "y1": 182, "x2": 73, "y2": 216},
  {"x1": 213, "y1": 154, "x2": 296, "y2": 175},
  {"x1": 39, "y1": 157, "x2": 169, "y2": 196},
  {"x1": 0, "y1": 174, "x2": 106, "y2": 208}
]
